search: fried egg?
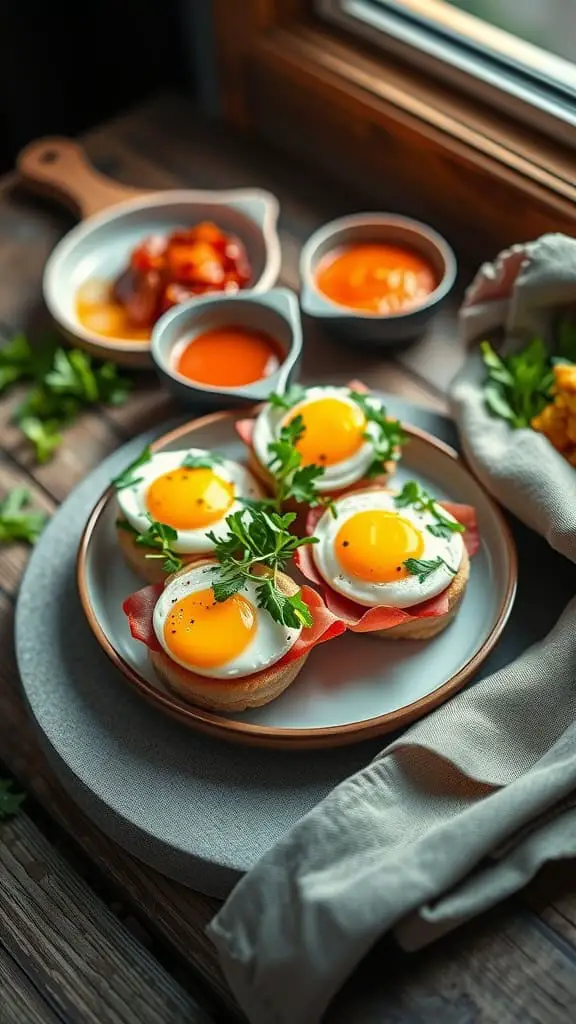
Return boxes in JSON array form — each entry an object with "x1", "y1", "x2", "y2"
[
  {"x1": 117, "y1": 449, "x2": 263, "y2": 554},
  {"x1": 312, "y1": 489, "x2": 464, "y2": 608},
  {"x1": 252, "y1": 385, "x2": 390, "y2": 492},
  {"x1": 153, "y1": 563, "x2": 301, "y2": 678}
]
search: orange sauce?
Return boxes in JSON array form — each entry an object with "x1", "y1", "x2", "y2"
[
  {"x1": 175, "y1": 326, "x2": 283, "y2": 388},
  {"x1": 315, "y1": 243, "x2": 437, "y2": 315},
  {"x1": 76, "y1": 280, "x2": 150, "y2": 342}
]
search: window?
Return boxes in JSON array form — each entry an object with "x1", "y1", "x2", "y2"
[{"x1": 317, "y1": 0, "x2": 576, "y2": 144}]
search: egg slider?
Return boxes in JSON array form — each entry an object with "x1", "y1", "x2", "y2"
[
  {"x1": 235, "y1": 381, "x2": 406, "y2": 515},
  {"x1": 113, "y1": 445, "x2": 265, "y2": 583},
  {"x1": 123, "y1": 506, "x2": 345, "y2": 711},
  {"x1": 295, "y1": 482, "x2": 479, "y2": 640}
]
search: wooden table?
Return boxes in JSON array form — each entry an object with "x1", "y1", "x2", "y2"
[{"x1": 0, "y1": 92, "x2": 575, "y2": 1024}]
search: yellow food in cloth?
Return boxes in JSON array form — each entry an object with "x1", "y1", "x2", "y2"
[{"x1": 532, "y1": 363, "x2": 576, "y2": 464}]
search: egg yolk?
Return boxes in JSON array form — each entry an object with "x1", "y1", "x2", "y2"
[
  {"x1": 286, "y1": 398, "x2": 366, "y2": 466},
  {"x1": 146, "y1": 468, "x2": 234, "y2": 530},
  {"x1": 336, "y1": 510, "x2": 424, "y2": 583},
  {"x1": 164, "y1": 587, "x2": 257, "y2": 669}
]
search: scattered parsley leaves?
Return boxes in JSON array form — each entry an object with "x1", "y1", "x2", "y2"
[
  {"x1": 349, "y1": 390, "x2": 406, "y2": 477},
  {"x1": 404, "y1": 556, "x2": 457, "y2": 584},
  {"x1": 0, "y1": 488, "x2": 48, "y2": 544},
  {"x1": 0, "y1": 331, "x2": 132, "y2": 462},
  {"x1": 207, "y1": 506, "x2": 316, "y2": 628},
  {"x1": 112, "y1": 447, "x2": 152, "y2": 490},
  {"x1": 394, "y1": 481, "x2": 464, "y2": 540},
  {"x1": 0, "y1": 778, "x2": 25, "y2": 820}
]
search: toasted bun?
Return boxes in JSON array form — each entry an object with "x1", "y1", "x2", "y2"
[
  {"x1": 116, "y1": 521, "x2": 209, "y2": 584},
  {"x1": 372, "y1": 545, "x2": 470, "y2": 640},
  {"x1": 149, "y1": 567, "x2": 308, "y2": 711}
]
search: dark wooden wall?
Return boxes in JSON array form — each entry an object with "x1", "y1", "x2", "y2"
[{"x1": 0, "y1": 0, "x2": 192, "y2": 173}]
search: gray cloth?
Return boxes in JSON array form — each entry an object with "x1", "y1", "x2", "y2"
[{"x1": 208, "y1": 233, "x2": 576, "y2": 1024}]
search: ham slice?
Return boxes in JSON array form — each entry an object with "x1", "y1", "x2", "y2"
[
  {"x1": 296, "y1": 501, "x2": 478, "y2": 633},
  {"x1": 235, "y1": 418, "x2": 255, "y2": 446},
  {"x1": 122, "y1": 582, "x2": 345, "y2": 666},
  {"x1": 123, "y1": 584, "x2": 164, "y2": 652}
]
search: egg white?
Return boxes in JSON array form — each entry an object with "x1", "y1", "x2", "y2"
[
  {"x1": 312, "y1": 489, "x2": 464, "y2": 609},
  {"x1": 251, "y1": 385, "x2": 388, "y2": 493},
  {"x1": 116, "y1": 448, "x2": 263, "y2": 554},
  {"x1": 153, "y1": 562, "x2": 301, "y2": 679}
]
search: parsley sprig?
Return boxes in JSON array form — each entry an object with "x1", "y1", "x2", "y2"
[
  {"x1": 349, "y1": 390, "x2": 406, "y2": 478},
  {"x1": 404, "y1": 556, "x2": 457, "y2": 584},
  {"x1": 481, "y1": 338, "x2": 554, "y2": 428},
  {"x1": 267, "y1": 385, "x2": 307, "y2": 411},
  {"x1": 394, "y1": 481, "x2": 464, "y2": 540},
  {"x1": 0, "y1": 778, "x2": 25, "y2": 820},
  {"x1": 0, "y1": 488, "x2": 48, "y2": 544},
  {"x1": 117, "y1": 517, "x2": 183, "y2": 573},
  {"x1": 0, "y1": 331, "x2": 132, "y2": 463},
  {"x1": 207, "y1": 506, "x2": 316, "y2": 628},
  {"x1": 112, "y1": 447, "x2": 152, "y2": 490}
]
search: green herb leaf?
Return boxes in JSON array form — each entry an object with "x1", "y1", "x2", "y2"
[
  {"x1": 404, "y1": 555, "x2": 457, "y2": 584},
  {"x1": 394, "y1": 480, "x2": 465, "y2": 539},
  {"x1": 0, "y1": 778, "x2": 25, "y2": 820},
  {"x1": 267, "y1": 385, "x2": 307, "y2": 411},
  {"x1": 256, "y1": 579, "x2": 314, "y2": 629},
  {"x1": 557, "y1": 315, "x2": 576, "y2": 364},
  {"x1": 181, "y1": 451, "x2": 225, "y2": 470},
  {"x1": 0, "y1": 488, "x2": 48, "y2": 544},
  {"x1": 265, "y1": 415, "x2": 335, "y2": 513},
  {"x1": 0, "y1": 332, "x2": 132, "y2": 462},
  {"x1": 19, "y1": 417, "x2": 63, "y2": 464},
  {"x1": 112, "y1": 447, "x2": 152, "y2": 490},
  {"x1": 135, "y1": 517, "x2": 183, "y2": 573},
  {"x1": 207, "y1": 506, "x2": 316, "y2": 627},
  {"x1": 481, "y1": 338, "x2": 553, "y2": 428},
  {"x1": 349, "y1": 390, "x2": 407, "y2": 475}
]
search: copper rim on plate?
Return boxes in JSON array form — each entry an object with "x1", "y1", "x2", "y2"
[{"x1": 76, "y1": 408, "x2": 517, "y2": 750}]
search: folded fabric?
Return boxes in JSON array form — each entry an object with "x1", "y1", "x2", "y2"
[{"x1": 208, "y1": 232, "x2": 576, "y2": 1024}]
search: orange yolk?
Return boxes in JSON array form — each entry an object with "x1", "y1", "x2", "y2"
[
  {"x1": 286, "y1": 398, "x2": 366, "y2": 467},
  {"x1": 336, "y1": 510, "x2": 424, "y2": 582},
  {"x1": 146, "y1": 467, "x2": 234, "y2": 530},
  {"x1": 164, "y1": 588, "x2": 257, "y2": 669}
]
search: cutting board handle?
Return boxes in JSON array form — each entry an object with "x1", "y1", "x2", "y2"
[{"x1": 17, "y1": 137, "x2": 148, "y2": 219}]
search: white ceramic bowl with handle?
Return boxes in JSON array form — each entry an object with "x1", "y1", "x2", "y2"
[{"x1": 17, "y1": 137, "x2": 282, "y2": 368}]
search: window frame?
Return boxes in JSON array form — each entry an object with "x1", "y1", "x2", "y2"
[
  {"x1": 211, "y1": 0, "x2": 576, "y2": 259},
  {"x1": 317, "y1": 0, "x2": 576, "y2": 146}
]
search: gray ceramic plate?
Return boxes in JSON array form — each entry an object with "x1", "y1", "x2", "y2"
[{"x1": 77, "y1": 407, "x2": 517, "y2": 749}]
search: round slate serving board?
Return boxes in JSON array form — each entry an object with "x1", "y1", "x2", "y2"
[{"x1": 15, "y1": 395, "x2": 575, "y2": 897}]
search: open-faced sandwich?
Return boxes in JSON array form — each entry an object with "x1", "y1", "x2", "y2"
[
  {"x1": 122, "y1": 505, "x2": 345, "y2": 711},
  {"x1": 235, "y1": 382, "x2": 406, "y2": 517},
  {"x1": 296, "y1": 481, "x2": 479, "y2": 639},
  {"x1": 113, "y1": 446, "x2": 265, "y2": 583}
]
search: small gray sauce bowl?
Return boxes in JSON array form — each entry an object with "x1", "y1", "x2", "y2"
[
  {"x1": 150, "y1": 287, "x2": 302, "y2": 409},
  {"x1": 300, "y1": 213, "x2": 457, "y2": 347}
]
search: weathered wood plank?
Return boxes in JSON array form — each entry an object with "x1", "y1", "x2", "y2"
[
  {"x1": 326, "y1": 910, "x2": 576, "y2": 1024},
  {"x1": 0, "y1": 944, "x2": 62, "y2": 1024},
  {"x1": 0, "y1": 592, "x2": 235, "y2": 1014},
  {"x1": 0, "y1": 812, "x2": 215, "y2": 1024}
]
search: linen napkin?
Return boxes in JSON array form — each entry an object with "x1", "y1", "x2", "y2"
[{"x1": 208, "y1": 232, "x2": 576, "y2": 1024}]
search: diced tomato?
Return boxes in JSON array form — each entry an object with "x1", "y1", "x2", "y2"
[{"x1": 113, "y1": 222, "x2": 252, "y2": 329}]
